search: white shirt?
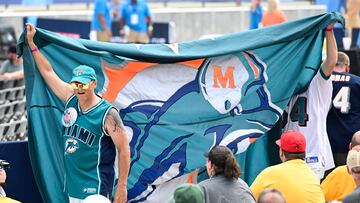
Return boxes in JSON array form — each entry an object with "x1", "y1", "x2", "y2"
[
  {"x1": 0, "y1": 186, "x2": 6, "y2": 197},
  {"x1": 284, "y1": 69, "x2": 335, "y2": 179}
]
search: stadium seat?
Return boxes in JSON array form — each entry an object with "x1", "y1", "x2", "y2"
[
  {"x1": 0, "y1": 119, "x2": 27, "y2": 141},
  {"x1": 0, "y1": 102, "x2": 19, "y2": 122},
  {"x1": 14, "y1": 79, "x2": 25, "y2": 87},
  {"x1": 15, "y1": 119, "x2": 28, "y2": 140},
  {"x1": 13, "y1": 100, "x2": 26, "y2": 120},
  {"x1": 0, "y1": 89, "x2": 6, "y2": 104},
  {"x1": 4, "y1": 102, "x2": 15, "y2": 122},
  {"x1": 0, "y1": 123, "x2": 14, "y2": 136},
  {"x1": 6, "y1": 88, "x2": 18, "y2": 102},
  {"x1": 15, "y1": 86, "x2": 25, "y2": 101},
  {"x1": 0, "y1": 124, "x2": 9, "y2": 140},
  {"x1": 0, "y1": 80, "x2": 15, "y2": 90},
  {"x1": 5, "y1": 86, "x2": 25, "y2": 102},
  {"x1": 0, "y1": 104, "x2": 6, "y2": 122}
]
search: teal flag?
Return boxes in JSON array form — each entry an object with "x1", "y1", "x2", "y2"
[{"x1": 18, "y1": 12, "x2": 343, "y2": 203}]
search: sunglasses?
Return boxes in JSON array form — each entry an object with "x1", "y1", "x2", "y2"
[{"x1": 70, "y1": 82, "x2": 90, "y2": 90}]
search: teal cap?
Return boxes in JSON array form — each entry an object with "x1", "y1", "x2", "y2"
[
  {"x1": 169, "y1": 183, "x2": 204, "y2": 203},
  {"x1": 70, "y1": 65, "x2": 97, "y2": 84}
]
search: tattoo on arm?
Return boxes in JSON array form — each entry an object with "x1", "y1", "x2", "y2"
[{"x1": 106, "y1": 108, "x2": 124, "y2": 135}]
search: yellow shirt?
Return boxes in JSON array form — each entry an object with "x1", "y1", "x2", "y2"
[
  {"x1": 250, "y1": 159, "x2": 325, "y2": 203},
  {"x1": 321, "y1": 165, "x2": 356, "y2": 201},
  {"x1": 0, "y1": 197, "x2": 21, "y2": 203}
]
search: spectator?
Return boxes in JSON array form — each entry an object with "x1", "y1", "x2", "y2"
[
  {"x1": 26, "y1": 24, "x2": 130, "y2": 203},
  {"x1": 321, "y1": 131, "x2": 360, "y2": 202},
  {"x1": 0, "y1": 45, "x2": 24, "y2": 80},
  {"x1": 0, "y1": 168, "x2": 20, "y2": 202},
  {"x1": 250, "y1": 130, "x2": 325, "y2": 203},
  {"x1": 169, "y1": 183, "x2": 204, "y2": 203},
  {"x1": 120, "y1": 0, "x2": 152, "y2": 44},
  {"x1": 249, "y1": 0, "x2": 263, "y2": 29},
  {"x1": 343, "y1": 146, "x2": 360, "y2": 203},
  {"x1": 199, "y1": 145, "x2": 256, "y2": 203},
  {"x1": 345, "y1": 0, "x2": 360, "y2": 29},
  {"x1": 257, "y1": 189, "x2": 286, "y2": 203},
  {"x1": 282, "y1": 23, "x2": 337, "y2": 179},
  {"x1": 261, "y1": 0, "x2": 287, "y2": 27},
  {"x1": 327, "y1": 52, "x2": 360, "y2": 166},
  {"x1": 111, "y1": 0, "x2": 122, "y2": 22},
  {"x1": 110, "y1": 0, "x2": 125, "y2": 43},
  {"x1": 91, "y1": 0, "x2": 112, "y2": 42}
]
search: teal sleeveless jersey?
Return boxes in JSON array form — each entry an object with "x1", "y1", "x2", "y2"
[{"x1": 62, "y1": 95, "x2": 116, "y2": 199}]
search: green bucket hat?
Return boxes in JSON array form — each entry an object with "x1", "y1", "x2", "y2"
[{"x1": 169, "y1": 183, "x2": 204, "y2": 203}]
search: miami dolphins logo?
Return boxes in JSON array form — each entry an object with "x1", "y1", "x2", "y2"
[
  {"x1": 100, "y1": 51, "x2": 282, "y2": 202},
  {"x1": 65, "y1": 138, "x2": 79, "y2": 155},
  {"x1": 74, "y1": 69, "x2": 85, "y2": 76},
  {"x1": 62, "y1": 107, "x2": 77, "y2": 127}
]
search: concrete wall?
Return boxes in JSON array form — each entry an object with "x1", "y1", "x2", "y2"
[
  {"x1": 0, "y1": 4, "x2": 326, "y2": 42},
  {"x1": 152, "y1": 5, "x2": 327, "y2": 41}
]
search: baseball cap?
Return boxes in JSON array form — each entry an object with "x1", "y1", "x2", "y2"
[
  {"x1": 70, "y1": 65, "x2": 97, "y2": 84},
  {"x1": 276, "y1": 130, "x2": 306, "y2": 153},
  {"x1": 169, "y1": 183, "x2": 204, "y2": 203},
  {"x1": 347, "y1": 149, "x2": 360, "y2": 175}
]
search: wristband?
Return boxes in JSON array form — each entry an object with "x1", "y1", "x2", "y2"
[
  {"x1": 325, "y1": 28, "x2": 333, "y2": 32},
  {"x1": 31, "y1": 47, "x2": 39, "y2": 53}
]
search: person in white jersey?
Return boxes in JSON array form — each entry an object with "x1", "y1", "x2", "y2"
[{"x1": 283, "y1": 22, "x2": 337, "y2": 179}]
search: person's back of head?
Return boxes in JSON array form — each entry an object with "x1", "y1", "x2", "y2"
[
  {"x1": 267, "y1": 0, "x2": 279, "y2": 12},
  {"x1": 7, "y1": 45, "x2": 16, "y2": 55},
  {"x1": 6, "y1": 45, "x2": 17, "y2": 64},
  {"x1": 205, "y1": 145, "x2": 240, "y2": 179},
  {"x1": 169, "y1": 183, "x2": 204, "y2": 203},
  {"x1": 335, "y1": 52, "x2": 350, "y2": 72},
  {"x1": 276, "y1": 130, "x2": 306, "y2": 161},
  {"x1": 351, "y1": 131, "x2": 360, "y2": 149},
  {"x1": 257, "y1": 189, "x2": 286, "y2": 203},
  {"x1": 347, "y1": 147, "x2": 360, "y2": 184}
]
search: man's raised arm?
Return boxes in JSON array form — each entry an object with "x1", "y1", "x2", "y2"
[{"x1": 26, "y1": 24, "x2": 73, "y2": 102}]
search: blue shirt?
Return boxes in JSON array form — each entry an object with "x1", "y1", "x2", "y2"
[
  {"x1": 110, "y1": 2, "x2": 124, "y2": 21},
  {"x1": 327, "y1": 71, "x2": 360, "y2": 154},
  {"x1": 121, "y1": 0, "x2": 151, "y2": 33},
  {"x1": 91, "y1": 0, "x2": 112, "y2": 31},
  {"x1": 249, "y1": 5, "x2": 263, "y2": 29}
]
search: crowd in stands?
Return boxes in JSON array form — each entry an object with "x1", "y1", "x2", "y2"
[{"x1": 0, "y1": 45, "x2": 26, "y2": 142}]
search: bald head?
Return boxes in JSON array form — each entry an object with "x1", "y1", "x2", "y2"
[
  {"x1": 335, "y1": 52, "x2": 350, "y2": 73},
  {"x1": 258, "y1": 189, "x2": 286, "y2": 203},
  {"x1": 351, "y1": 131, "x2": 360, "y2": 149}
]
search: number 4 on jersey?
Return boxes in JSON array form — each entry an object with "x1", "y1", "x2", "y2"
[
  {"x1": 290, "y1": 97, "x2": 309, "y2": 126},
  {"x1": 333, "y1": 86, "x2": 351, "y2": 114}
]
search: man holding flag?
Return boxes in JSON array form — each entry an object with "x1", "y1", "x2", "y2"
[
  {"x1": 283, "y1": 22, "x2": 337, "y2": 180},
  {"x1": 19, "y1": 12, "x2": 344, "y2": 203},
  {"x1": 26, "y1": 24, "x2": 130, "y2": 203}
]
